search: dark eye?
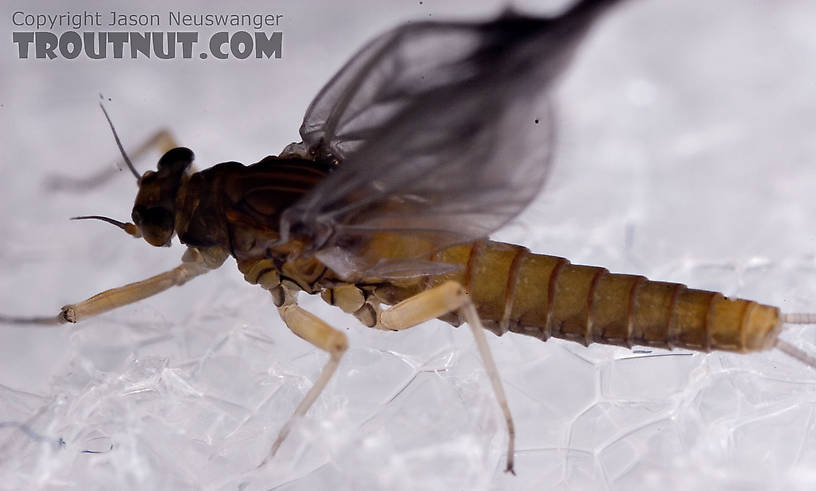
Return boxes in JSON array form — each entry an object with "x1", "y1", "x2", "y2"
[
  {"x1": 157, "y1": 147, "x2": 194, "y2": 172},
  {"x1": 132, "y1": 205, "x2": 175, "y2": 246},
  {"x1": 148, "y1": 208, "x2": 173, "y2": 228},
  {"x1": 130, "y1": 205, "x2": 174, "y2": 230},
  {"x1": 132, "y1": 205, "x2": 172, "y2": 226},
  {"x1": 132, "y1": 205, "x2": 145, "y2": 225},
  {"x1": 153, "y1": 208, "x2": 174, "y2": 229}
]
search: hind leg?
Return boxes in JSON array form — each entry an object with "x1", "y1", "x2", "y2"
[{"x1": 376, "y1": 281, "x2": 516, "y2": 474}]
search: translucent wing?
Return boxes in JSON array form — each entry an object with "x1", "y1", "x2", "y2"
[{"x1": 282, "y1": 1, "x2": 623, "y2": 280}]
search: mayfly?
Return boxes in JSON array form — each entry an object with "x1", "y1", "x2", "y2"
[{"x1": 3, "y1": 0, "x2": 815, "y2": 475}]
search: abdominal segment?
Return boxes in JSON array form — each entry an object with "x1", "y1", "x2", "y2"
[{"x1": 422, "y1": 241, "x2": 781, "y2": 353}]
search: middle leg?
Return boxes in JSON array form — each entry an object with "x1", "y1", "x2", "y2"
[{"x1": 261, "y1": 298, "x2": 348, "y2": 466}]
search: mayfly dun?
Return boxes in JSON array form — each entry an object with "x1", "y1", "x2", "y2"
[{"x1": 2, "y1": 0, "x2": 815, "y2": 477}]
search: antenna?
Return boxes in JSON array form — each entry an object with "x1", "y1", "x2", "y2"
[
  {"x1": 98, "y1": 95, "x2": 140, "y2": 181},
  {"x1": 71, "y1": 215, "x2": 141, "y2": 238}
]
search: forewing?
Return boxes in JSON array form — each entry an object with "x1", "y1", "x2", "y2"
[
  {"x1": 298, "y1": 21, "x2": 488, "y2": 162},
  {"x1": 284, "y1": 7, "x2": 614, "y2": 280}
]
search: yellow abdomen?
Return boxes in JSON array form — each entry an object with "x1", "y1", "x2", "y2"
[{"x1": 381, "y1": 240, "x2": 781, "y2": 353}]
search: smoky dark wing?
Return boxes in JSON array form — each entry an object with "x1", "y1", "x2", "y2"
[
  {"x1": 284, "y1": 6, "x2": 615, "y2": 280},
  {"x1": 298, "y1": 21, "x2": 491, "y2": 162}
]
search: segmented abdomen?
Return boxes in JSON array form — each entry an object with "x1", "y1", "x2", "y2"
[{"x1": 424, "y1": 241, "x2": 781, "y2": 353}]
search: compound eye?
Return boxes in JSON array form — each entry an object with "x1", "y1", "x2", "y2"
[
  {"x1": 132, "y1": 205, "x2": 174, "y2": 247},
  {"x1": 131, "y1": 205, "x2": 145, "y2": 226},
  {"x1": 146, "y1": 207, "x2": 174, "y2": 231},
  {"x1": 157, "y1": 147, "x2": 194, "y2": 172}
]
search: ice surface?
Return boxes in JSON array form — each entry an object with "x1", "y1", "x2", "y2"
[{"x1": 2, "y1": 0, "x2": 816, "y2": 490}]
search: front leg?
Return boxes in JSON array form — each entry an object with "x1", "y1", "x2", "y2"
[
  {"x1": 378, "y1": 281, "x2": 517, "y2": 475},
  {"x1": 0, "y1": 247, "x2": 226, "y2": 326}
]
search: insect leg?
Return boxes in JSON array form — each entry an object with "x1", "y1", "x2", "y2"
[
  {"x1": 772, "y1": 313, "x2": 816, "y2": 369},
  {"x1": 63, "y1": 247, "x2": 223, "y2": 323},
  {"x1": 262, "y1": 302, "x2": 348, "y2": 465},
  {"x1": 378, "y1": 281, "x2": 517, "y2": 475},
  {"x1": 45, "y1": 129, "x2": 180, "y2": 192},
  {"x1": 1, "y1": 247, "x2": 224, "y2": 326},
  {"x1": 775, "y1": 338, "x2": 816, "y2": 368}
]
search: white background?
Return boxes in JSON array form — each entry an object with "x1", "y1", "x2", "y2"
[{"x1": 1, "y1": 0, "x2": 816, "y2": 489}]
